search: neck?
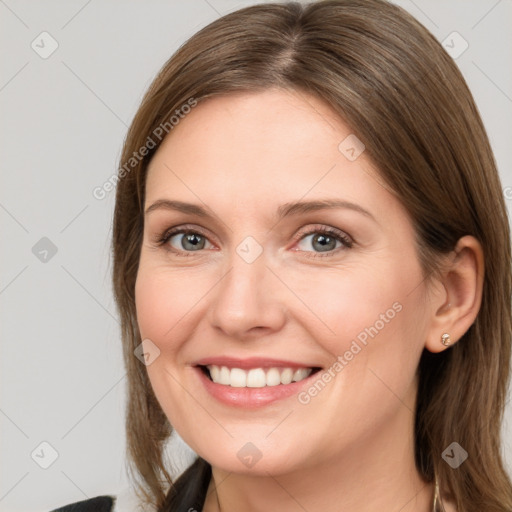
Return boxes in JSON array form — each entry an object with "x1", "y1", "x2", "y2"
[{"x1": 202, "y1": 393, "x2": 434, "y2": 512}]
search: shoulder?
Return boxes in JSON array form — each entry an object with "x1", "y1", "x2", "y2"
[
  {"x1": 49, "y1": 487, "x2": 158, "y2": 512},
  {"x1": 50, "y1": 495, "x2": 116, "y2": 512}
]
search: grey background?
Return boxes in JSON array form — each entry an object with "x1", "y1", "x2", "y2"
[{"x1": 1, "y1": 1, "x2": 511, "y2": 511}]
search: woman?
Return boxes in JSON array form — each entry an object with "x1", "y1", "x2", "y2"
[{"x1": 51, "y1": 0, "x2": 512, "y2": 511}]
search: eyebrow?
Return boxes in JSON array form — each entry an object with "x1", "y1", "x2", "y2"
[{"x1": 145, "y1": 198, "x2": 376, "y2": 222}]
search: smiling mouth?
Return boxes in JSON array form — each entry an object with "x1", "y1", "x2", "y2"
[{"x1": 198, "y1": 365, "x2": 322, "y2": 388}]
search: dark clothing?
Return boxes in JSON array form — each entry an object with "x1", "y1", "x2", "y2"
[
  {"x1": 50, "y1": 457, "x2": 211, "y2": 512},
  {"x1": 50, "y1": 495, "x2": 115, "y2": 512}
]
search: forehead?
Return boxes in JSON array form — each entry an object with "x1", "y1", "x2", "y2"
[{"x1": 144, "y1": 89, "x2": 400, "y2": 221}]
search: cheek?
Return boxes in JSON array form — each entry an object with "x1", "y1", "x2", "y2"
[
  {"x1": 292, "y1": 263, "x2": 409, "y2": 353},
  {"x1": 134, "y1": 265, "x2": 206, "y2": 352},
  {"x1": 134, "y1": 266, "x2": 197, "y2": 420},
  {"x1": 135, "y1": 270, "x2": 173, "y2": 344},
  {"x1": 303, "y1": 259, "x2": 427, "y2": 397}
]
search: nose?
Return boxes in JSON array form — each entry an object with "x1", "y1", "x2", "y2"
[{"x1": 208, "y1": 248, "x2": 287, "y2": 339}]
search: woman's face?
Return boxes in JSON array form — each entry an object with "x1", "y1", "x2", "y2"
[{"x1": 135, "y1": 88, "x2": 436, "y2": 476}]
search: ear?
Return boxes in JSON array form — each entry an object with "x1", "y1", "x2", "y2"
[{"x1": 424, "y1": 235, "x2": 484, "y2": 353}]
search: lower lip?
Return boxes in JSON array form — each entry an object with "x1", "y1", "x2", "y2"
[{"x1": 194, "y1": 366, "x2": 319, "y2": 408}]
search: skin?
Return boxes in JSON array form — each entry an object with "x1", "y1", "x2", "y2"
[{"x1": 135, "y1": 88, "x2": 483, "y2": 512}]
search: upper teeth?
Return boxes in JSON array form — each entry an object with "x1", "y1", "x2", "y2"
[{"x1": 206, "y1": 365, "x2": 313, "y2": 388}]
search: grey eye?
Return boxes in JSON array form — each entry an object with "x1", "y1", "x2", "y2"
[
  {"x1": 169, "y1": 232, "x2": 211, "y2": 251},
  {"x1": 297, "y1": 233, "x2": 342, "y2": 252}
]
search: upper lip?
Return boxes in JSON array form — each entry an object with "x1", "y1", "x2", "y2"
[{"x1": 192, "y1": 356, "x2": 322, "y2": 370}]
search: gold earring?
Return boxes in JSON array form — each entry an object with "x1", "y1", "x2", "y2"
[{"x1": 441, "y1": 333, "x2": 451, "y2": 346}]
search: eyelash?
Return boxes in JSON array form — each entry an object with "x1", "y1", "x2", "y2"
[{"x1": 154, "y1": 224, "x2": 353, "y2": 259}]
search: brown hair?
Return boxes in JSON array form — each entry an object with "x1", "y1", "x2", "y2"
[{"x1": 111, "y1": 1, "x2": 512, "y2": 510}]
